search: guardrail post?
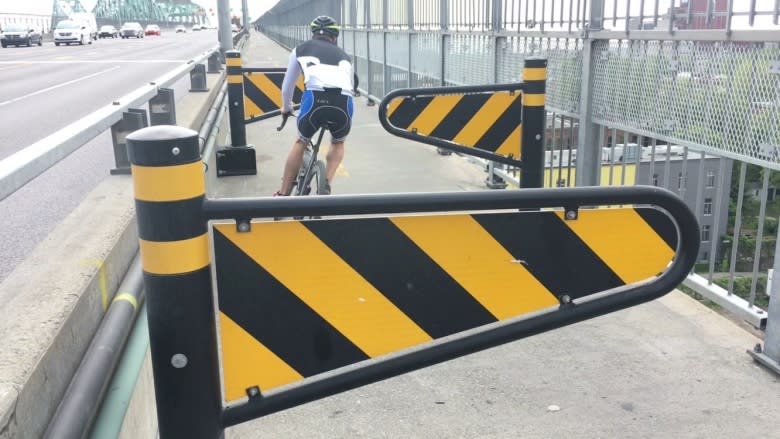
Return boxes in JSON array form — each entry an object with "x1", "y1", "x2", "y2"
[
  {"x1": 190, "y1": 64, "x2": 209, "y2": 92},
  {"x1": 127, "y1": 126, "x2": 223, "y2": 439},
  {"x1": 207, "y1": 52, "x2": 222, "y2": 73},
  {"x1": 486, "y1": 161, "x2": 508, "y2": 189},
  {"x1": 520, "y1": 57, "x2": 547, "y2": 189},
  {"x1": 149, "y1": 88, "x2": 176, "y2": 126},
  {"x1": 216, "y1": 50, "x2": 257, "y2": 176},
  {"x1": 109, "y1": 109, "x2": 148, "y2": 175}
]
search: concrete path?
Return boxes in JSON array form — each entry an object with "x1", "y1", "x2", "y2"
[{"x1": 218, "y1": 32, "x2": 779, "y2": 439}]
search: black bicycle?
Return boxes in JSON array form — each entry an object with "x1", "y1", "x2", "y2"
[{"x1": 276, "y1": 112, "x2": 330, "y2": 196}]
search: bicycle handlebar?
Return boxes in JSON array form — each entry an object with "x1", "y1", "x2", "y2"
[{"x1": 276, "y1": 112, "x2": 297, "y2": 131}]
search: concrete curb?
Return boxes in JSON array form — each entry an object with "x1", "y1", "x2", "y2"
[{"x1": 0, "y1": 70, "x2": 225, "y2": 439}]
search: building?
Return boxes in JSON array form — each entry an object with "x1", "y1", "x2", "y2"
[
  {"x1": 672, "y1": 0, "x2": 729, "y2": 30},
  {"x1": 543, "y1": 145, "x2": 732, "y2": 261}
]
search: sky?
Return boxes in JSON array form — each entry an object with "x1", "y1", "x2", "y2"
[{"x1": 1, "y1": 0, "x2": 281, "y2": 20}]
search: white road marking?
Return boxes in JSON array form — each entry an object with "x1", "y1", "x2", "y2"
[
  {"x1": 0, "y1": 65, "x2": 25, "y2": 72},
  {"x1": 0, "y1": 66, "x2": 120, "y2": 108}
]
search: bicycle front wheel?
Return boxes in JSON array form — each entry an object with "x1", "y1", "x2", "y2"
[{"x1": 302, "y1": 160, "x2": 328, "y2": 195}]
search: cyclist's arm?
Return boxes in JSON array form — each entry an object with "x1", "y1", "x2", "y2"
[
  {"x1": 350, "y1": 55, "x2": 359, "y2": 95},
  {"x1": 281, "y1": 49, "x2": 301, "y2": 114}
]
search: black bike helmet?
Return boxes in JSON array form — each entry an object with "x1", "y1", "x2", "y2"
[{"x1": 310, "y1": 15, "x2": 340, "y2": 37}]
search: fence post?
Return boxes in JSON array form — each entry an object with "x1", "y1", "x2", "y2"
[
  {"x1": 520, "y1": 57, "x2": 547, "y2": 189},
  {"x1": 750, "y1": 228, "x2": 780, "y2": 374},
  {"x1": 574, "y1": 0, "x2": 605, "y2": 187},
  {"x1": 127, "y1": 126, "x2": 223, "y2": 439}
]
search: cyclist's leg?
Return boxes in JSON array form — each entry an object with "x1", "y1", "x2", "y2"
[
  {"x1": 279, "y1": 139, "x2": 307, "y2": 195},
  {"x1": 325, "y1": 141, "x2": 344, "y2": 184},
  {"x1": 277, "y1": 90, "x2": 317, "y2": 195}
]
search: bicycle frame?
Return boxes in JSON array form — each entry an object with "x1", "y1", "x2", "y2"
[
  {"x1": 277, "y1": 112, "x2": 328, "y2": 197},
  {"x1": 294, "y1": 127, "x2": 326, "y2": 196}
]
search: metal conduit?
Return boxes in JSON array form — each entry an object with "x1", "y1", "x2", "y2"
[
  {"x1": 199, "y1": 82, "x2": 228, "y2": 153},
  {"x1": 203, "y1": 87, "x2": 229, "y2": 162},
  {"x1": 43, "y1": 256, "x2": 144, "y2": 439}
]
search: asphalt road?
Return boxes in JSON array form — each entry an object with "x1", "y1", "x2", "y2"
[{"x1": 0, "y1": 29, "x2": 220, "y2": 282}]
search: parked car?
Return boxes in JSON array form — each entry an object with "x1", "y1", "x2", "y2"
[
  {"x1": 53, "y1": 20, "x2": 92, "y2": 46},
  {"x1": 98, "y1": 25, "x2": 118, "y2": 39},
  {"x1": 231, "y1": 24, "x2": 240, "y2": 33},
  {"x1": 0, "y1": 24, "x2": 42, "y2": 47},
  {"x1": 175, "y1": 25, "x2": 186, "y2": 33},
  {"x1": 192, "y1": 24, "x2": 202, "y2": 31},
  {"x1": 119, "y1": 22, "x2": 144, "y2": 39},
  {"x1": 144, "y1": 24, "x2": 161, "y2": 36}
]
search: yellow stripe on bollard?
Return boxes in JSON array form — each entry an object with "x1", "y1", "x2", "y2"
[
  {"x1": 523, "y1": 93, "x2": 545, "y2": 107},
  {"x1": 522, "y1": 67, "x2": 547, "y2": 81},
  {"x1": 131, "y1": 162, "x2": 205, "y2": 202},
  {"x1": 139, "y1": 235, "x2": 209, "y2": 275}
]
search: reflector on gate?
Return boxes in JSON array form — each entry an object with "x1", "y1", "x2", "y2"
[
  {"x1": 379, "y1": 83, "x2": 526, "y2": 167},
  {"x1": 211, "y1": 202, "x2": 686, "y2": 404},
  {"x1": 242, "y1": 68, "x2": 304, "y2": 123}
]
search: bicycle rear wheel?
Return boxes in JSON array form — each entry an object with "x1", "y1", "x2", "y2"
[{"x1": 302, "y1": 160, "x2": 328, "y2": 195}]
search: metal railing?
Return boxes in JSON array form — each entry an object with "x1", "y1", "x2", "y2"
[{"x1": 259, "y1": 0, "x2": 780, "y2": 372}]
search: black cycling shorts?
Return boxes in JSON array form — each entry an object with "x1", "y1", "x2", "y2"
[{"x1": 297, "y1": 89, "x2": 354, "y2": 143}]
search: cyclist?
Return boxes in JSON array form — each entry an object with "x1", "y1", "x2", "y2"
[{"x1": 274, "y1": 15, "x2": 355, "y2": 196}]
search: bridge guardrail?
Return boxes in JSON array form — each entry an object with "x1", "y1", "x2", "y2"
[
  {"x1": 0, "y1": 42, "x2": 231, "y2": 438},
  {"x1": 0, "y1": 44, "x2": 222, "y2": 202}
]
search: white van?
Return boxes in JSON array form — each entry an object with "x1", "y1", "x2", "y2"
[{"x1": 53, "y1": 20, "x2": 92, "y2": 46}]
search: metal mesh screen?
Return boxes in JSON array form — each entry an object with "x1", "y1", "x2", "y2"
[
  {"x1": 444, "y1": 33, "x2": 493, "y2": 85},
  {"x1": 593, "y1": 39, "x2": 780, "y2": 170},
  {"x1": 385, "y1": 32, "x2": 409, "y2": 91},
  {"x1": 354, "y1": 31, "x2": 369, "y2": 90},
  {"x1": 495, "y1": 36, "x2": 584, "y2": 116},
  {"x1": 410, "y1": 33, "x2": 442, "y2": 87},
  {"x1": 544, "y1": 37, "x2": 584, "y2": 115},
  {"x1": 342, "y1": 29, "x2": 355, "y2": 59},
  {"x1": 368, "y1": 32, "x2": 385, "y2": 96}
]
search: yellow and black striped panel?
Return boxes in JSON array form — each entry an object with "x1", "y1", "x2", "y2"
[
  {"x1": 212, "y1": 207, "x2": 676, "y2": 403},
  {"x1": 385, "y1": 91, "x2": 523, "y2": 158},
  {"x1": 243, "y1": 72, "x2": 304, "y2": 122}
]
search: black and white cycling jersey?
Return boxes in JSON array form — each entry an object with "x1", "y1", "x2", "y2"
[{"x1": 281, "y1": 38, "x2": 354, "y2": 113}]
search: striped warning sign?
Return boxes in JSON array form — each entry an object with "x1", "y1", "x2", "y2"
[
  {"x1": 212, "y1": 206, "x2": 677, "y2": 403},
  {"x1": 242, "y1": 69, "x2": 304, "y2": 123},
  {"x1": 384, "y1": 91, "x2": 523, "y2": 158}
]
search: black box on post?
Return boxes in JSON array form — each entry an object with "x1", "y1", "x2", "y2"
[{"x1": 216, "y1": 146, "x2": 257, "y2": 177}]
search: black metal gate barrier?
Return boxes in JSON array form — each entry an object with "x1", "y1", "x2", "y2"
[{"x1": 126, "y1": 123, "x2": 699, "y2": 438}]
